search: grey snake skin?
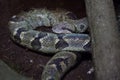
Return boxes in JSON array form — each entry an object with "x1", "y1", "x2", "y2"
[{"x1": 8, "y1": 8, "x2": 90, "y2": 80}]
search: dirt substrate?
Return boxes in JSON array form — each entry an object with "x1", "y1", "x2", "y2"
[{"x1": 2, "y1": 0, "x2": 120, "y2": 80}]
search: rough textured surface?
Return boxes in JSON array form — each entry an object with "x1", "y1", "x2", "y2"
[
  {"x1": 85, "y1": 0, "x2": 120, "y2": 80},
  {"x1": 0, "y1": 0, "x2": 94, "y2": 80},
  {"x1": 0, "y1": 60, "x2": 32, "y2": 80}
]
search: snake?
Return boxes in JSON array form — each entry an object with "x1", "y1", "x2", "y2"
[{"x1": 8, "y1": 8, "x2": 90, "y2": 80}]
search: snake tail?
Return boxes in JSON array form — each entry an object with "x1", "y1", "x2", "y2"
[{"x1": 41, "y1": 51, "x2": 77, "y2": 80}]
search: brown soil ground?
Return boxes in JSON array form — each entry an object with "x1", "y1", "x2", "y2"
[{"x1": 2, "y1": 0, "x2": 120, "y2": 80}]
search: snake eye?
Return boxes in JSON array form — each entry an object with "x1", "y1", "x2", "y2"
[
  {"x1": 76, "y1": 23, "x2": 87, "y2": 32},
  {"x1": 80, "y1": 24, "x2": 86, "y2": 30}
]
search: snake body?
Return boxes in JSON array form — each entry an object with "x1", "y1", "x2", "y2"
[{"x1": 8, "y1": 9, "x2": 90, "y2": 80}]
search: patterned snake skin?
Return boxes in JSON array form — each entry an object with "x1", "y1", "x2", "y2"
[{"x1": 8, "y1": 8, "x2": 90, "y2": 80}]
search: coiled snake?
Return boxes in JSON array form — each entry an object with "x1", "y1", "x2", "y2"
[{"x1": 8, "y1": 9, "x2": 90, "y2": 80}]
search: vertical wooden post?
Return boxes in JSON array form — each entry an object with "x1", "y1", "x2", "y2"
[{"x1": 85, "y1": 0, "x2": 120, "y2": 80}]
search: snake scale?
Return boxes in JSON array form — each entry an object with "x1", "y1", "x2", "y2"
[{"x1": 8, "y1": 8, "x2": 90, "y2": 80}]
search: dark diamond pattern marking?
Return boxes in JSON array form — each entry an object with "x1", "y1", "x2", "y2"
[
  {"x1": 55, "y1": 34, "x2": 69, "y2": 50},
  {"x1": 48, "y1": 58, "x2": 69, "y2": 72},
  {"x1": 14, "y1": 28, "x2": 27, "y2": 42},
  {"x1": 31, "y1": 32, "x2": 47, "y2": 50}
]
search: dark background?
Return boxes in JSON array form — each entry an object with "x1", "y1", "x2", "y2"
[{"x1": 0, "y1": 0, "x2": 119, "y2": 80}]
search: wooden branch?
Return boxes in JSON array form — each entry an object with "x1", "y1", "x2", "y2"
[{"x1": 85, "y1": 0, "x2": 120, "y2": 80}]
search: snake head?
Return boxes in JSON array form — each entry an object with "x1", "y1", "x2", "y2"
[
  {"x1": 52, "y1": 22, "x2": 75, "y2": 34},
  {"x1": 52, "y1": 17, "x2": 88, "y2": 34}
]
